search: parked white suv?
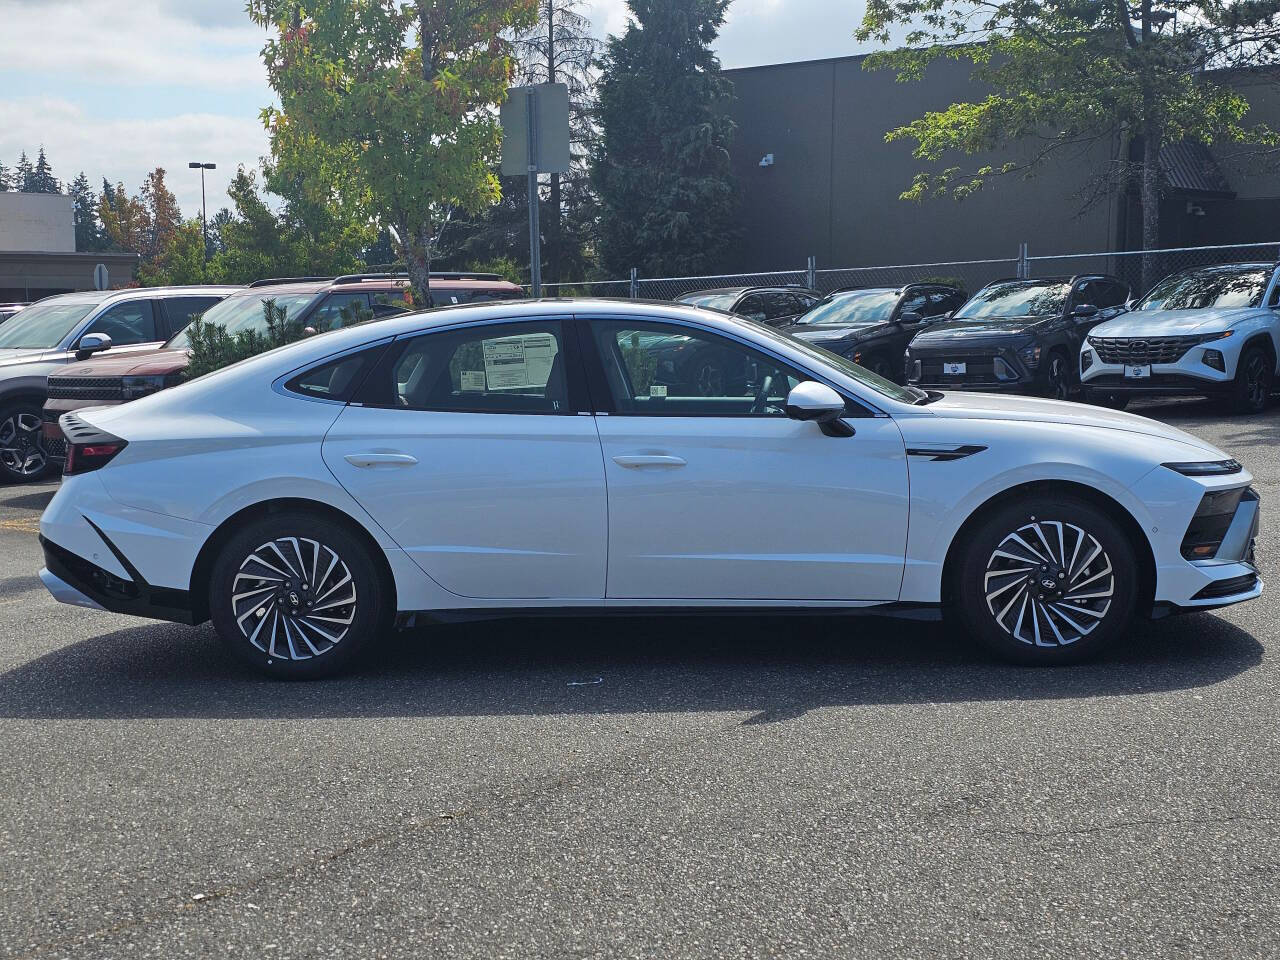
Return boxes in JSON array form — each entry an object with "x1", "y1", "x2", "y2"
[
  {"x1": 39, "y1": 299, "x2": 1261, "y2": 677},
  {"x1": 1080, "y1": 262, "x2": 1280, "y2": 413}
]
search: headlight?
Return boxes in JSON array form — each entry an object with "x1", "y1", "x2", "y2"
[
  {"x1": 1162, "y1": 459, "x2": 1242, "y2": 476},
  {"x1": 1017, "y1": 343, "x2": 1041, "y2": 369},
  {"x1": 1198, "y1": 330, "x2": 1234, "y2": 344},
  {"x1": 120, "y1": 375, "x2": 170, "y2": 401}
]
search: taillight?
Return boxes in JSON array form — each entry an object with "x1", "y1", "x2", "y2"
[{"x1": 60, "y1": 413, "x2": 127, "y2": 475}]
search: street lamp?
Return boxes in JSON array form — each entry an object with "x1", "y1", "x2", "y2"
[{"x1": 188, "y1": 162, "x2": 216, "y2": 260}]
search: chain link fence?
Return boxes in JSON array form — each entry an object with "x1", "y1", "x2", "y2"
[{"x1": 533, "y1": 241, "x2": 1280, "y2": 303}]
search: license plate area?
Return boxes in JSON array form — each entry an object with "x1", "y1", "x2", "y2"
[
  {"x1": 1124, "y1": 364, "x2": 1151, "y2": 379},
  {"x1": 943, "y1": 361, "x2": 967, "y2": 375}
]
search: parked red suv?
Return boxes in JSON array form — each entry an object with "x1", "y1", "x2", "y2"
[{"x1": 43, "y1": 272, "x2": 524, "y2": 458}]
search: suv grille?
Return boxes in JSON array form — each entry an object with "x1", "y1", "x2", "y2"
[
  {"x1": 1088, "y1": 335, "x2": 1202, "y2": 366},
  {"x1": 918, "y1": 353, "x2": 1001, "y2": 385},
  {"x1": 46, "y1": 376, "x2": 123, "y2": 401}
]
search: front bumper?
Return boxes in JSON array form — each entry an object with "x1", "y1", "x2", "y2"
[{"x1": 906, "y1": 346, "x2": 1039, "y2": 392}]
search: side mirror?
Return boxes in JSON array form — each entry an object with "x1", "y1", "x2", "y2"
[
  {"x1": 1072, "y1": 304, "x2": 1099, "y2": 319},
  {"x1": 898, "y1": 311, "x2": 923, "y2": 325},
  {"x1": 75, "y1": 333, "x2": 112, "y2": 360},
  {"x1": 785, "y1": 381, "x2": 854, "y2": 437}
]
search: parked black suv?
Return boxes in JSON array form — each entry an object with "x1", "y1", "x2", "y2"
[
  {"x1": 777, "y1": 283, "x2": 967, "y2": 382},
  {"x1": 678, "y1": 286, "x2": 823, "y2": 327},
  {"x1": 904, "y1": 275, "x2": 1130, "y2": 397}
]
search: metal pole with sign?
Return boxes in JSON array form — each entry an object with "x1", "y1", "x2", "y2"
[{"x1": 501, "y1": 83, "x2": 570, "y2": 299}]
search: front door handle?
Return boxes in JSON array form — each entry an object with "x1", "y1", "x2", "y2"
[
  {"x1": 344, "y1": 452, "x2": 419, "y2": 468},
  {"x1": 612, "y1": 455, "x2": 687, "y2": 469}
]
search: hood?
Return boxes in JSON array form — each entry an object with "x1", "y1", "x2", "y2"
[
  {"x1": 1088, "y1": 306, "x2": 1264, "y2": 338},
  {"x1": 783, "y1": 322, "x2": 886, "y2": 344},
  {"x1": 923, "y1": 391, "x2": 1223, "y2": 456},
  {"x1": 0, "y1": 348, "x2": 55, "y2": 368},
  {"x1": 910, "y1": 316, "x2": 1051, "y2": 345},
  {"x1": 53, "y1": 348, "x2": 189, "y2": 379}
]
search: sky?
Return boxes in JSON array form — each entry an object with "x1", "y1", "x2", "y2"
[{"x1": 0, "y1": 0, "x2": 873, "y2": 218}]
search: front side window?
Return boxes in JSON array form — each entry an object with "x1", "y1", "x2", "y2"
[
  {"x1": 0, "y1": 299, "x2": 97, "y2": 349},
  {"x1": 364, "y1": 320, "x2": 568, "y2": 414},
  {"x1": 1137, "y1": 267, "x2": 1270, "y2": 311},
  {"x1": 956, "y1": 281, "x2": 1072, "y2": 320},
  {"x1": 590, "y1": 320, "x2": 806, "y2": 416},
  {"x1": 86, "y1": 300, "x2": 158, "y2": 345}
]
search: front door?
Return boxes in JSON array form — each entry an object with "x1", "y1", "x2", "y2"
[
  {"x1": 580, "y1": 317, "x2": 910, "y2": 601},
  {"x1": 322, "y1": 317, "x2": 607, "y2": 600}
]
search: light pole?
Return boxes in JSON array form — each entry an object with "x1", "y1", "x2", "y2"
[{"x1": 188, "y1": 162, "x2": 216, "y2": 260}]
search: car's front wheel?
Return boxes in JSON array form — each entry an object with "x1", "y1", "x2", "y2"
[
  {"x1": 1042, "y1": 350, "x2": 1071, "y2": 400},
  {"x1": 0, "y1": 402, "x2": 55, "y2": 483},
  {"x1": 209, "y1": 512, "x2": 390, "y2": 679},
  {"x1": 1228, "y1": 345, "x2": 1273, "y2": 414},
  {"x1": 952, "y1": 495, "x2": 1136, "y2": 664}
]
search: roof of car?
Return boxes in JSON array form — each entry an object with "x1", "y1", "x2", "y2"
[{"x1": 680, "y1": 285, "x2": 817, "y2": 299}]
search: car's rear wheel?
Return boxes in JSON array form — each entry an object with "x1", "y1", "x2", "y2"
[
  {"x1": 209, "y1": 512, "x2": 389, "y2": 679},
  {"x1": 0, "y1": 401, "x2": 55, "y2": 483},
  {"x1": 1042, "y1": 350, "x2": 1071, "y2": 400},
  {"x1": 952, "y1": 495, "x2": 1136, "y2": 665},
  {"x1": 1228, "y1": 345, "x2": 1272, "y2": 414}
]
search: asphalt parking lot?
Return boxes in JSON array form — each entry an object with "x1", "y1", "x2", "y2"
[{"x1": 1, "y1": 399, "x2": 1278, "y2": 959}]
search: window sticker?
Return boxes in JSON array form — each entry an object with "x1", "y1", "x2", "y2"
[
  {"x1": 483, "y1": 333, "x2": 557, "y2": 390},
  {"x1": 649, "y1": 384, "x2": 668, "y2": 397},
  {"x1": 460, "y1": 370, "x2": 486, "y2": 391}
]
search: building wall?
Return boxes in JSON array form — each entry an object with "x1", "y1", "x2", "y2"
[
  {"x1": 0, "y1": 192, "x2": 75, "y2": 253},
  {"x1": 725, "y1": 57, "x2": 1280, "y2": 272}
]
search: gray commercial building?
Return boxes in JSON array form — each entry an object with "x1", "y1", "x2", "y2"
[{"x1": 724, "y1": 55, "x2": 1280, "y2": 272}]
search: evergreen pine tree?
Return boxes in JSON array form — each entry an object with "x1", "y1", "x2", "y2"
[
  {"x1": 69, "y1": 172, "x2": 103, "y2": 251},
  {"x1": 591, "y1": 0, "x2": 738, "y2": 277},
  {"x1": 15, "y1": 153, "x2": 34, "y2": 193},
  {"x1": 30, "y1": 147, "x2": 59, "y2": 193},
  {"x1": 0, "y1": 161, "x2": 10, "y2": 192}
]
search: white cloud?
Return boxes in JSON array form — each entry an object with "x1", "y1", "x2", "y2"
[{"x1": 0, "y1": 97, "x2": 270, "y2": 218}]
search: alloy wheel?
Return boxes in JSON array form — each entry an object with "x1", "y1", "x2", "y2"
[
  {"x1": 0, "y1": 412, "x2": 48, "y2": 478},
  {"x1": 231, "y1": 537, "x2": 357, "y2": 661},
  {"x1": 1049, "y1": 355, "x2": 1069, "y2": 400},
  {"x1": 1245, "y1": 352, "x2": 1269, "y2": 407},
  {"x1": 983, "y1": 519, "x2": 1114, "y2": 647}
]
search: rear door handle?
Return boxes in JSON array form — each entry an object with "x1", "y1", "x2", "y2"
[
  {"x1": 344, "y1": 452, "x2": 419, "y2": 468},
  {"x1": 611, "y1": 455, "x2": 687, "y2": 468}
]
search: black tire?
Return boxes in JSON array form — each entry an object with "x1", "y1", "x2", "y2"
[
  {"x1": 950, "y1": 495, "x2": 1137, "y2": 665},
  {"x1": 1228, "y1": 345, "x2": 1273, "y2": 415},
  {"x1": 1042, "y1": 350, "x2": 1071, "y2": 400},
  {"x1": 208, "y1": 511, "x2": 390, "y2": 679},
  {"x1": 0, "y1": 401, "x2": 56, "y2": 484},
  {"x1": 1084, "y1": 389, "x2": 1129, "y2": 411}
]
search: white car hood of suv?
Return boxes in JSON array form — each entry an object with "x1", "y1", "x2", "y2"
[
  {"x1": 922, "y1": 391, "x2": 1224, "y2": 456},
  {"x1": 1089, "y1": 306, "x2": 1266, "y2": 338}
]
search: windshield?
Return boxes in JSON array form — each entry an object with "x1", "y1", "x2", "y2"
[
  {"x1": 749, "y1": 321, "x2": 922, "y2": 404},
  {"x1": 167, "y1": 292, "x2": 321, "y2": 348},
  {"x1": 956, "y1": 281, "x2": 1071, "y2": 320},
  {"x1": 1137, "y1": 266, "x2": 1271, "y2": 311},
  {"x1": 0, "y1": 300, "x2": 97, "y2": 349},
  {"x1": 681, "y1": 292, "x2": 738, "y2": 311},
  {"x1": 795, "y1": 291, "x2": 898, "y2": 326}
]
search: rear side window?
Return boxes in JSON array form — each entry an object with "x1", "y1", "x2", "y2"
[
  {"x1": 359, "y1": 320, "x2": 570, "y2": 414},
  {"x1": 284, "y1": 346, "x2": 385, "y2": 402},
  {"x1": 160, "y1": 296, "x2": 223, "y2": 334}
]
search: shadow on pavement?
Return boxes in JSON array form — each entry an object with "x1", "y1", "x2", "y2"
[
  {"x1": 0, "y1": 610, "x2": 1262, "y2": 721},
  {"x1": 4, "y1": 488, "x2": 57, "y2": 512}
]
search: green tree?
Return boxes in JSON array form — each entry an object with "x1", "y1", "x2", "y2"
[
  {"x1": 0, "y1": 162, "x2": 10, "y2": 192},
  {"x1": 591, "y1": 0, "x2": 738, "y2": 278},
  {"x1": 184, "y1": 298, "x2": 313, "y2": 379},
  {"x1": 99, "y1": 179, "x2": 149, "y2": 253},
  {"x1": 30, "y1": 147, "x2": 59, "y2": 194},
  {"x1": 15, "y1": 153, "x2": 33, "y2": 192},
  {"x1": 247, "y1": 0, "x2": 538, "y2": 299},
  {"x1": 858, "y1": 0, "x2": 1280, "y2": 289},
  {"x1": 69, "y1": 172, "x2": 104, "y2": 251},
  {"x1": 141, "y1": 220, "x2": 209, "y2": 286}
]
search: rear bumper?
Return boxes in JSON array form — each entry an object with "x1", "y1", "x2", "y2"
[
  {"x1": 42, "y1": 398, "x2": 124, "y2": 458},
  {"x1": 40, "y1": 534, "x2": 198, "y2": 624}
]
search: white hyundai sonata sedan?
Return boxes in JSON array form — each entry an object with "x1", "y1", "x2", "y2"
[{"x1": 39, "y1": 299, "x2": 1261, "y2": 677}]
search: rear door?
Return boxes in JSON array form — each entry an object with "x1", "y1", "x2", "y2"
[{"x1": 322, "y1": 315, "x2": 608, "y2": 600}]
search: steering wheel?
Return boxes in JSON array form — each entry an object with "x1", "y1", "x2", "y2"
[{"x1": 750, "y1": 373, "x2": 777, "y2": 415}]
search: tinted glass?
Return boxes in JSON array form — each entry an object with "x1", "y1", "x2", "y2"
[
  {"x1": 898, "y1": 292, "x2": 930, "y2": 317},
  {"x1": 285, "y1": 348, "x2": 381, "y2": 402},
  {"x1": 161, "y1": 296, "x2": 223, "y2": 332},
  {"x1": 957, "y1": 281, "x2": 1071, "y2": 320},
  {"x1": 590, "y1": 320, "x2": 805, "y2": 416},
  {"x1": 680, "y1": 292, "x2": 739, "y2": 311},
  {"x1": 1137, "y1": 267, "x2": 1270, "y2": 311},
  {"x1": 1095, "y1": 281, "x2": 1129, "y2": 308},
  {"x1": 0, "y1": 299, "x2": 96, "y2": 349},
  {"x1": 795, "y1": 290, "x2": 899, "y2": 326},
  {"x1": 428, "y1": 286, "x2": 524, "y2": 306},
  {"x1": 379, "y1": 321, "x2": 567, "y2": 414},
  {"x1": 310, "y1": 292, "x2": 371, "y2": 329},
  {"x1": 759, "y1": 292, "x2": 799, "y2": 320},
  {"x1": 86, "y1": 300, "x2": 158, "y2": 345},
  {"x1": 167, "y1": 292, "x2": 320, "y2": 348}
]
